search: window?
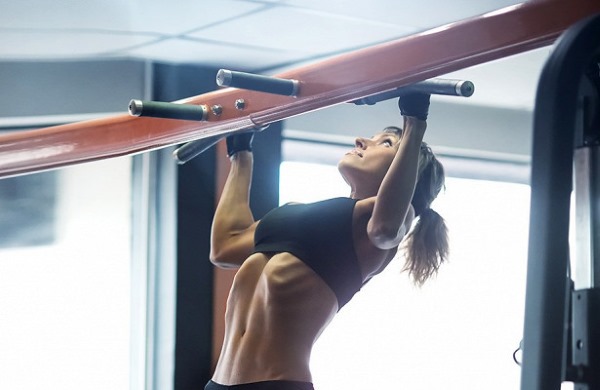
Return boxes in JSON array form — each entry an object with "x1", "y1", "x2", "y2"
[
  {"x1": 279, "y1": 157, "x2": 532, "y2": 389},
  {"x1": 0, "y1": 157, "x2": 132, "y2": 390}
]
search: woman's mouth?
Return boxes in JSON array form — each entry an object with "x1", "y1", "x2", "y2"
[{"x1": 346, "y1": 149, "x2": 363, "y2": 158}]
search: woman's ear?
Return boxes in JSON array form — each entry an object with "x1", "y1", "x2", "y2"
[{"x1": 417, "y1": 148, "x2": 430, "y2": 179}]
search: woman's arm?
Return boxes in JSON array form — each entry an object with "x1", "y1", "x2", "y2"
[
  {"x1": 210, "y1": 137, "x2": 259, "y2": 268},
  {"x1": 367, "y1": 94, "x2": 429, "y2": 249}
]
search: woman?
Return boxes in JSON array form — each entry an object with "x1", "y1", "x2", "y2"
[{"x1": 206, "y1": 93, "x2": 448, "y2": 390}]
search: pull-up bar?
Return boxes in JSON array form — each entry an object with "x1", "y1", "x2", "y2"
[
  {"x1": 128, "y1": 73, "x2": 474, "y2": 164},
  {"x1": 127, "y1": 77, "x2": 473, "y2": 121}
]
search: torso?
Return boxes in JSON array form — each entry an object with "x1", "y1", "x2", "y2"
[
  {"x1": 212, "y1": 197, "x2": 407, "y2": 385},
  {"x1": 212, "y1": 252, "x2": 338, "y2": 384}
]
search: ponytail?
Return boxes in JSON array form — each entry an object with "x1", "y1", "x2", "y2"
[
  {"x1": 401, "y1": 143, "x2": 449, "y2": 286},
  {"x1": 401, "y1": 208, "x2": 449, "y2": 286}
]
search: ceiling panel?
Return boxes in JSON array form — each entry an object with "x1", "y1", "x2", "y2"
[
  {"x1": 187, "y1": 6, "x2": 415, "y2": 55},
  {"x1": 279, "y1": 0, "x2": 524, "y2": 28},
  {"x1": 125, "y1": 38, "x2": 309, "y2": 69},
  {"x1": 127, "y1": 0, "x2": 267, "y2": 35},
  {"x1": 0, "y1": 0, "x2": 131, "y2": 31},
  {"x1": 0, "y1": 31, "x2": 155, "y2": 59},
  {"x1": 0, "y1": 0, "x2": 265, "y2": 34}
]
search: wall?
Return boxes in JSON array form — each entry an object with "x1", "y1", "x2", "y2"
[{"x1": 0, "y1": 60, "x2": 146, "y2": 117}]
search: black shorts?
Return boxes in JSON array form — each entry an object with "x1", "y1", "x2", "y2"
[{"x1": 205, "y1": 380, "x2": 314, "y2": 390}]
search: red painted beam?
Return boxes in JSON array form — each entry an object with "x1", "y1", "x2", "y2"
[{"x1": 0, "y1": 0, "x2": 598, "y2": 178}]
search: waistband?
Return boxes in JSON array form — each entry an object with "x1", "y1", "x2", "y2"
[{"x1": 205, "y1": 379, "x2": 314, "y2": 390}]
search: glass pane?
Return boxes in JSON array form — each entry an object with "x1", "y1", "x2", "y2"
[
  {"x1": 0, "y1": 157, "x2": 132, "y2": 390},
  {"x1": 280, "y1": 161, "x2": 531, "y2": 389}
]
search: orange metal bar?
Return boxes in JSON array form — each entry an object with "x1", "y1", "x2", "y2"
[{"x1": 0, "y1": 0, "x2": 599, "y2": 178}]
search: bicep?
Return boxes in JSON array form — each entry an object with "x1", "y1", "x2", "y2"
[
  {"x1": 210, "y1": 221, "x2": 259, "y2": 268},
  {"x1": 366, "y1": 203, "x2": 415, "y2": 250}
]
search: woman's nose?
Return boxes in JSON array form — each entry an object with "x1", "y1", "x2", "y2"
[{"x1": 355, "y1": 137, "x2": 367, "y2": 149}]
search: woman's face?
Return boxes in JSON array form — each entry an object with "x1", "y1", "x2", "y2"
[{"x1": 338, "y1": 131, "x2": 400, "y2": 191}]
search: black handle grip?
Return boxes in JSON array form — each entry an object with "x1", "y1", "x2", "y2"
[
  {"x1": 405, "y1": 79, "x2": 474, "y2": 96},
  {"x1": 128, "y1": 99, "x2": 208, "y2": 121},
  {"x1": 173, "y1": 135, "x2": 225, "y2": 164},
  {"x1": 173, "y1": 124, "x2": 270, "y2": 164},
  {"x1": 216, "y1": 69, "x2": 299, "y2": 96},
  {"x1": 352, "y1": 79, "x2": 474, "y2": 105}
]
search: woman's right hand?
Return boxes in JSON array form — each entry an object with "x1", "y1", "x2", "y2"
[{"x1": 226, "y1": 131, "x2": 255, "y2": 158}]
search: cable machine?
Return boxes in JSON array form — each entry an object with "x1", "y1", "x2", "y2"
[{"x1": 521, "y1": 13, "x2": 600, "y2": 390}]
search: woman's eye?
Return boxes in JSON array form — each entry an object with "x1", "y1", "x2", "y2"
[{"x1": 382, "y1": 139, "x2": 393, "y2": 147}]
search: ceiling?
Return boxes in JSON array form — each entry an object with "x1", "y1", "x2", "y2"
[{"x1": 0, "y1": 0, "x2": 556, "y2": 110}]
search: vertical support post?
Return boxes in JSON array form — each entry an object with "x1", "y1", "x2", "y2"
[{"x1": 574, "y1": 146, "x2": 600, "y2": 290}]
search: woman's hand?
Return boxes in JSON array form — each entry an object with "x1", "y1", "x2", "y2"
[
  {"x1": 398, "y1": 92, "x2": 431, "y2": 121},
  {"x1": 399, "y1": 93, "x2": 429, "y2": 140},
  {"x1": 226, "y1": 131, "x2": 255, "y2": 158}
]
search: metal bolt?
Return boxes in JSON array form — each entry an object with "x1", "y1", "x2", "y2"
[
  {"x1": 235, "y1": 99, "x2": 246, "y2": 110},
  {"x1": 211, "y1": 104, "x2": 223, "y2": 116}
]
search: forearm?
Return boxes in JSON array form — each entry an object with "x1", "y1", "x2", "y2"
[
  {"x1": 369, "y1": 117, "x2": 426, "y2": 248},
  {"x1": 210, "y1": 151, "x2": 256, "y2": 262}
]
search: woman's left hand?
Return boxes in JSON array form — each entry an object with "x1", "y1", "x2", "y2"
[{"x1": 398, "y1": 92, "x2": 431, "y2": 120}]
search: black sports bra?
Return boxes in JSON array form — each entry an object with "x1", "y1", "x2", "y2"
[{"x1": 253, "y1": 197, "x2": 363, "y2": 309}]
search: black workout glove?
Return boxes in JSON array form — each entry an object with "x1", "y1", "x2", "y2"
[
  {"x1": 398, "y1": 92, "x2": 431, "y2": 120},
  {"x1": 226, "y1": 131, "x2": 255, "y2": 157}
]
